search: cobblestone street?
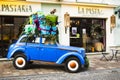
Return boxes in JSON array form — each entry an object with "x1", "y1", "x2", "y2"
[
  {"x1": 1, "y1": 68, "x2": 120, "y2": 80},
  {"x1": 0, "y1": 54, "x2": 120, "y2": 78}
]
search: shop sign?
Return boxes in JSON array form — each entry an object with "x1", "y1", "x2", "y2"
[
  {"x1": 78, "y1": 6, "x2": 103, "y2": 16},
  {"x1": 1, "y1": 4, "x2": 32, "y2": 12}
]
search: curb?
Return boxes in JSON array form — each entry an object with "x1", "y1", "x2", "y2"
[
  {"x1": 86, "y1": 52, "x2": 102, "y2": 55},
  {"x1": 0, "y1": 58, "x2": 12, "y2": 61}
]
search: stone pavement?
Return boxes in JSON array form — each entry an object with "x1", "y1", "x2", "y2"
[{"x1": 0, "y1": 54, "x2": 120, "y2": 78}]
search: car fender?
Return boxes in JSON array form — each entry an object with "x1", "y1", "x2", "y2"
[
  {"x1": 7, "y1": 47, "x2": 25, "y2": 59},
  {"x1": 56, "y1": 52, "x2": 85, "y2": 65}
]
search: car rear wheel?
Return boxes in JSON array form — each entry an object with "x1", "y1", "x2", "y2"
[
  {"x1": 65, "y1": 57, "x2": 81, "y2": 73},
  {"x1": 13, "y1": 54, "x2": 28, "y2": 69}
]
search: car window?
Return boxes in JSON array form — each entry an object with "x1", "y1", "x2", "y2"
[
  {"x1": 27, "y1": 36, "x2": 35, "y2": 43},
  {"x1": 34, "y1": 37, "x2": 45, "y2": 44},
  {"x1": 19, "y1": 35, "x2": 57, "y2": 45},
  {"x1": 20, "y1": 37, "x2": 27, "y2": 43},
  {"x1": 28, "y1": 36, "x2": 41, "y2": 44},
  {"x1": 34, "y1": 37, "x2": 40, "y2": 43},
  {"x1": 19, "y1": 36, "x2": 37, "y2": 43}
]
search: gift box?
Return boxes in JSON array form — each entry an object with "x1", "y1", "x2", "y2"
[
  {"x1": 40, "y1": 25, "x2": 51, "y2": 35},
  {"x1": 51, "y1": 26, "x2": 57, "y2": 35},
  {"x1": 46, "y1": 14, "x2": 58, "y2": 26},
  {"x1": 24, "y1": 25, "x2": 36, "y2": 34}
]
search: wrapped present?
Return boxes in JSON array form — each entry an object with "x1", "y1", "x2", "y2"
[
  {"x1": 29, "y1": 14, "x2": 37, "y2": 24},
  {"x1": 37, "y1": 11, "x2": 46, "y2": 24},
  {"x1": 34, "y1": 18, "x2": 40, "y2": 30},
  {"x1": 40, "y1": 25, "x2": 46, "y2": 35},
  {"x1": 24, "y1": 25, "x2": 36, "y2": 34},
  {"x1": 37, "y1": 11, "x2": 45, "y2": 18},
  {"x1": 46, "y1": 14, "x2": 58, "y2": 26},
  {"x1": 29, "y1": 16, "x2": 33, "y2": 25},
  {"x1": 45, "y1": 25, "x2": 51, "y2": 35},
  {"x1": 40, "y1": 25, "x2": 51, "y2": 35},
  {"x1": 51, "y1": 26, "x2": 57, "y2": 35}
]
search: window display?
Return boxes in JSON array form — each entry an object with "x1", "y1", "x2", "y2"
[{"x1": 70, "y1": 18, "x2": 106, "y2": 52}]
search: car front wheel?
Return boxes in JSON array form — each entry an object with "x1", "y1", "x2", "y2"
[
  {"x1": 13, "y1": 54, "x2": 28, "y2": 69},
  {"x1": 65, "y1": 57, "x2": 81, "y2": 73}
]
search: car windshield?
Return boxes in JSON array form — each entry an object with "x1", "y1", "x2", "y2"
[{"x1": 20, "y1": 36, "x2": 28, "y2": 43}]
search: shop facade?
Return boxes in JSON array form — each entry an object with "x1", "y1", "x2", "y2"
[
  {"x1": 0, "y1": 1, "x2": 116, "y2": 57},
  {"x1": 60, "y1": 4, "x2": 116, "y2": 53},
  {"x1": 0, "y1": 1, "x2": 41, "y2": 57}
]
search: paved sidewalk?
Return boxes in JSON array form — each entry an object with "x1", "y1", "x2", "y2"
[
  {"x1": 88, "y1": 54, "x2": 120, "y2": 70},
  {"x1": 0, "y1": 54, "x2": 120, "y2": 77}
]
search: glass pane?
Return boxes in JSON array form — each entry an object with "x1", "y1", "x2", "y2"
[
  {"x1": 14, "y1": 17, "x2": 28, "y2": 38},
  {"x1": 2, "y1": 16, "x2": 14, "y2": 41},
  {"x1": 0, "y1": 17, "x2": 1, "y2": 40},
  {"x1": 70, "y1": 18, "x2": 106, "y2": 52}
]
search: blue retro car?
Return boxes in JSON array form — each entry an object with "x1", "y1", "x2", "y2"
[{"x1": 7, "y1": 35, "x2": 89, "y2": 73}]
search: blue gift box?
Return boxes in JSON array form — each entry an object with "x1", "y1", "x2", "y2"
[
  {"x1": 51, "y1": 26, "x2": 57, "y2": 35},
  {"x1": 40, "y1": 25, "x2": 51, "y2": 35}
]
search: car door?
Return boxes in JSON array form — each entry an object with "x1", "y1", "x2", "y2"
[
  {"x1": 25, "y1": 36, "x2": 41, "y2": 60},
  {"x1": 25, "y1": 43, "x2": 41, "y2": 60},
  {"x1": 38, "y1": 44, "x2": 58, "y2": 62}
]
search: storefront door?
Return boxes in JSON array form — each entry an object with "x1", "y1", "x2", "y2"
[{"x1": 70, "y1": 18, "x2": 106, "y2": 52}]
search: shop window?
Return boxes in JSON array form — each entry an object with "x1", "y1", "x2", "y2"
[
  {"x1": 70, "y1": 18, "x2": 106, "y2": 52},
  {"x1": 86, "y1": 19, "x2": 106, "y2": 52},
  {"x1": 3, "y1": 16, "x2": 14, "y2": 26},
  {"x1": 4, "y1": 17, "x2": 13, "y2": 24},
  {"x1": 0, "y1": 16, "x2": 28, "y2": 58}
]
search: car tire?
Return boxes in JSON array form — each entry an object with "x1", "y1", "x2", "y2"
[
  {"x1": 13, "y1": 54, "x2": 28, "y2": 70},
  {"x1": 65, "y1": 57, "x2": 81, "y2": 73}
]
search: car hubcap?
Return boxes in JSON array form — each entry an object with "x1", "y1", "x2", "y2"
[
  {"x1": 16, "y1": 57, "x2": 25, "y2": 68},
  {"x1": 17, "y1": 59, "x2": 23, "y2": 65},
  {"x1": 70, "y1": 62, "x2": 76, "y2": 68},
  {"x1": 68, "y1": 60, "x2": 79, "y2": 71}
]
